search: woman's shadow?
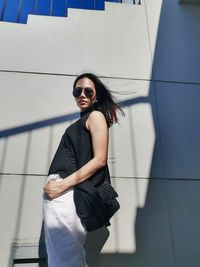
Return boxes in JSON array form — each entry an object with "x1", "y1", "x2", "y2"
[{"x1": 84, "y1": 226, "x2": 110, "y2": 266}]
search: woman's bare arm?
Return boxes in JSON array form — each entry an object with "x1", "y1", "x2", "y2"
[{"x1": 43, "y1": 111, "x2": 108, "y2": 199}]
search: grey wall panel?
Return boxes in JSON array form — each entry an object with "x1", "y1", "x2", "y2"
[
  {"x1": 25, "y1": 128, "x2": 52, "y2": 175},
  {"x1": 0, "y1": 72, "x2": 77, "y2": 130},
  {"x1": 152, "y1": 0, "x2": 200, "y2": 83},
  {"x1": 96, "y1": 180, "x2": 175, "y2": 267},
  {"x1": 0, "y1": 139, "x2": 6, "y2": 171},
  {"x1": 179, "y1": 0, "x2": 200, "y2": 4},
  {"x1": 0, "y1": 174, "x2": 45, "y2": 267},
  {"x1": 167, "y1": 180, "x2": 200, "y2": 267},
  {"x1": 155, "y1": 82, "x2": 200, "y2": 179},
  {"x1": 2, "y1": 133, "x2": 31, "y2": 174},
  {"x1": 131, "y1": 179, "x2": 175, "y2": 267}
]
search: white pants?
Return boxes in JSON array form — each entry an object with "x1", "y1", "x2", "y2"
[{"x1": 43, "y1": 174, "x2": 88, "y2": 267}]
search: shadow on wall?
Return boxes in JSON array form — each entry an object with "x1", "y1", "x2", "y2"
[{"x1": 129, "y1": 2, "x2": 200, "y2": 267}]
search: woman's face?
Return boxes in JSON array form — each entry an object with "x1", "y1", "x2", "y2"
[{"x1": 73, "y1": 77, "x2": 97, "y2": 111}]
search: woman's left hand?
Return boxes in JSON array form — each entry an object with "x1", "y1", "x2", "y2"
[{"x1": 43, "y1": 180, "x2": 65, "y2": 200}]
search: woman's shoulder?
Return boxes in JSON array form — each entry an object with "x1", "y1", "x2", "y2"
[
  {"x1": 86, "y1": 110, "x2": 107, "y2": 130},
  {"x1": 88, "y1": 110, "x2": 105, "y2": 119},
  {"x1": 81, "y1": 109, "x2": 105, "y2": 122},
  {"x1": 87, "y1": 110, "x2": 107, "y2": 125}
]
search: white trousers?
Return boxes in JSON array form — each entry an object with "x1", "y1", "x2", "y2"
[{"x1": 43, "y1": 174, "x2": 88, "y2": 267}]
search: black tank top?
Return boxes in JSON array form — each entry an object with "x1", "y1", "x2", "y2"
[{"x1": 48, "y1": 106, "x2": 110, "y2": 186}]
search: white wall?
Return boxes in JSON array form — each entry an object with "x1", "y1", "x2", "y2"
[
  {"x1": 1, "y1": 1, "x2": 200, "y2": 266},
  {"x1": 0, "y1": 3, "x2": 151, "y2": 79}
]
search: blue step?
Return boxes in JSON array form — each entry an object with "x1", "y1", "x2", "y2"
[
  {"x1": 37, "y1": 0, "x2": 51, "y2": 16},
  {"x1": 3, "y1": 0, "x2": 20, "y2": 23},
  {"x1": 51, "y1": 0, "x2": 67, "y2": 17},
  {"x1": 0, "y1": 0, "x2": 137, "y2": 24},
  {"x1": 18, "y1": 0, "x2": 35, "y2": 24}
]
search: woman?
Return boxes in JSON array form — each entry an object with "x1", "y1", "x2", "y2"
[{"x1": 43, "y1": 73, "x2": 124, "y2": 267}]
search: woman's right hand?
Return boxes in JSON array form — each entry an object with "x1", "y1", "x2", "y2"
[{"x1": 43, "y1": 179, "x2": 66, "y2": 200}]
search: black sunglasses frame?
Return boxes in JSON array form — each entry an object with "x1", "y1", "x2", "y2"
[{"x1": 72, "y1": 87, "x2": 95, "y2": 98}]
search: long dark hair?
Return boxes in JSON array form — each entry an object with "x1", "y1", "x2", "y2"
[{"x1": 73, "y1": 73, "x2": 125, "y2": 127}]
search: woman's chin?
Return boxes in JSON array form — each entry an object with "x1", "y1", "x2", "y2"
[
  {"x1": 78, "y1": 103, "x2": 92, "y2": 111},
  {"x1": 79, "y1": 105, "x2": 89, "y2": 111}
]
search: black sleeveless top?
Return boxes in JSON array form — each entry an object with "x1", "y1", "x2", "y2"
[{"x1": 48, "y1": 106, "x2": 110, "y2": 186}]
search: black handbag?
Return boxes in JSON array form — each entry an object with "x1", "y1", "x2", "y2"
[
  {"x1": 96, "y1": 180, "x2": 120, "y2": 221},
  {"x1": 66, "y1": 148, "x2": 120, "y2": 231},
  {"x1": 74, "y1": 179, "x2": 120, "y2": 232}
]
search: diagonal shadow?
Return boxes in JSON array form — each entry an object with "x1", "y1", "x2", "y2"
[{"x1": 0, "y1": 97, "x2": 149, "y2": 139}]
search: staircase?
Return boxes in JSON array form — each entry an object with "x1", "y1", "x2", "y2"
[{"x1": 0, "y1": 0, "x2": 141, "y2": 24}]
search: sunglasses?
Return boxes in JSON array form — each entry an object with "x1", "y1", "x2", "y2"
[{"x1": 72, "y1": 87, "x2": 95, "y2": 98}]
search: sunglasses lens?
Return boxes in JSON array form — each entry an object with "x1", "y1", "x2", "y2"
[
  {"x1": 85, "y1": 88, "x2": 94, "y2": 98},
  {"x1": 73, "y1": 88, "x2": 82, "y2": 97}
]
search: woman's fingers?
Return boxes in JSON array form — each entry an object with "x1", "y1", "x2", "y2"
[{"x1": 43, "y1": 180, "x2": 64, "y2": 199}]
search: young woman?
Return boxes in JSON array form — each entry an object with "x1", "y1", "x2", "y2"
[{"x1": 43, "y1": 73, "x2": 124, "y2": 267}]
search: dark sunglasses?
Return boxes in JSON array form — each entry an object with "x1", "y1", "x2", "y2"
[{"x1": 72, "y1": 87, "x2": 94, "y2": 98}]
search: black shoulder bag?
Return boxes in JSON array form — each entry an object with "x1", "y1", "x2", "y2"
[{"x1": 66, "y1": 148, "x2": 120, "y2": 232}]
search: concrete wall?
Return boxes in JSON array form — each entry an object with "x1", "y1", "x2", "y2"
[{"x1": 1, "y1": 1, "x2": 200, "y2": 266}]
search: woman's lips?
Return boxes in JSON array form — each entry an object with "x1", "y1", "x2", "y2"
[{"x1": 79, "y1": 100, "x2": 87, "y2": 105}]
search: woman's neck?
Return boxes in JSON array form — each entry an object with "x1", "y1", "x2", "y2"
[{"x1": 80, "y1": 103, "x2": 97, "y2": 117}]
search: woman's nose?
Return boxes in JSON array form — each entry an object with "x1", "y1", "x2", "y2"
[{"x1": 80, "y1": 89, "x2": 86, "y2": 97}]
